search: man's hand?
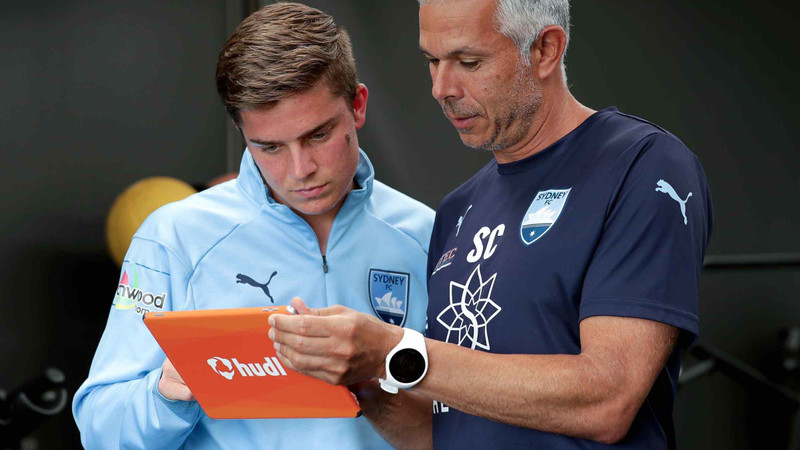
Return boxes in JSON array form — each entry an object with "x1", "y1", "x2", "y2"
[
  {"x1": 268, "y1": 297, "x2": 404, "y2": 385},
  {"x1": 158, "y1": 357, "x2": 195, "y2": 401}
]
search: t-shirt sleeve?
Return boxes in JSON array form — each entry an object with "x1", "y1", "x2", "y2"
[
  {"x1": 72, "y1": 236, "x2": 202, "y2": 449},
  {"x1": 579, "y1": 133, "x2": 712, "y2": 344}
]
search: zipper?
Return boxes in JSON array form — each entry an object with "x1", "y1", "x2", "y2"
[{"x1": 322, "y1": 254, "x2": 329, "y2": 273}]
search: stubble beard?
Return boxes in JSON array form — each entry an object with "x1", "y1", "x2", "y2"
[{"x1": 446, "y1": 63, "x2": 541, "y2": 153}]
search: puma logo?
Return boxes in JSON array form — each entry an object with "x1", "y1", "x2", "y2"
[
  {"x1": 236, "y1": 271, "x2": 278, "y2": 303},
  {"x1": 456, "y1": 205, "x2": 472, "y2": 236},
  {"x1": 655, "y1": 179, "x2": 692, "y2": 225}
]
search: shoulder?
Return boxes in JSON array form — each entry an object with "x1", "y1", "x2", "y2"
[
  {"x1": 581, "y1": 110, "x2": 704, "y2": 181},
  {"x1": 367, "y1": 180, "x2": 436, "y2": 253},
  {"x1": 135, "y1": 180, "x2": 259, "y2": 267}
]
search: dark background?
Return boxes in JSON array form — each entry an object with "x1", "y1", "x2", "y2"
[{"x1": 1, "y1": 0, "x2": 797, "y2": 448}]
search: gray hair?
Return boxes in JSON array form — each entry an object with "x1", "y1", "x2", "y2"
[{"x1": 419, "y1": 0, "x2": 570, "y2": 73}]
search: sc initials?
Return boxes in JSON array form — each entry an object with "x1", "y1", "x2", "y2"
[{"x1": 466, "y1": 225, "x2": 505, "y2": 263}]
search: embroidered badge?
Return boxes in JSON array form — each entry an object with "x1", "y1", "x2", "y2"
[
  {"x1": 519, "y1": 188, "x2": 571, "y2": 246},
  {"x1": 369, "y1": 269, "x2": 409, "y2": 326}
]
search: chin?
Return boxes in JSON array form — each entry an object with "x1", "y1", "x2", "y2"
[
  {"x1": 458, "y1": 134, "x2": 491, "y2": 151},
  {"x1": 296, "y1": 198, "x2": 339, "y2": 217}
]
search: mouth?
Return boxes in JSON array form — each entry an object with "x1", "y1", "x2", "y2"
[
  {"x1": 292, "y1": 183, "x2": 327, "y2": 199},
  {"x1": 448, "y1": 115, "x2": 479, "y2": 130}
]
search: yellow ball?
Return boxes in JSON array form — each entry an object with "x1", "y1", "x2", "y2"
[{"x1": 106, "y1": 177, "x2": 196, "y2": 266}]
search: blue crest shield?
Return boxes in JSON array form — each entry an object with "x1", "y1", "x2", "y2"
[
  {"x1": 369, "y1": 269, "x2": 409, "y2": 326},
  {"x1": 520, "y1": 188, "x2": 571, "y2": 246}
]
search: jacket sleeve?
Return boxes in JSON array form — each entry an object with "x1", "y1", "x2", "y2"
[{"x1": 72, "y1": 236, "x2": 202, "y2": 449}]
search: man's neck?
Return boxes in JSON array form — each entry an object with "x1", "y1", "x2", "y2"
[
  {"x1": 296, "y1": 179, "x2": 358, "y2": 255},
  {"x1": 493, "y1": 90, "x2": 595, "y2": 164},
  {"x1": 302, "y1": 209, "x2": 337, "y2": 255}
]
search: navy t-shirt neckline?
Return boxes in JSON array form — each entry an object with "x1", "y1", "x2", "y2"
[{"x1": 496, "y1": 106, "x2": 619, "y2": 175}]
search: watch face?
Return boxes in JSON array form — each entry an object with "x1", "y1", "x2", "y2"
[{"x1": 389, "y1": 348, "x2": 425, "y2": 383}]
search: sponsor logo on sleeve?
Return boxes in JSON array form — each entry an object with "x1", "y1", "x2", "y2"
[
  {"x1": 369, "y1": 269, "x2": 409, "y2": 326},
  {"x1": 114, "y1": 262, "x2": 167, "y2": 317}
]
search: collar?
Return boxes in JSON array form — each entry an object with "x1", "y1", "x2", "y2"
[{"x1": 237, "y1": 147, "x2": 375, "y2": 217}]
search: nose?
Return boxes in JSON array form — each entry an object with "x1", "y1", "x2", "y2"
[
  {"x1": 431, "y1": 62, "x2": 461, "y2": 102},
  {"x1": 288, "y1": 146, "x2": 317, "y2": 180}
]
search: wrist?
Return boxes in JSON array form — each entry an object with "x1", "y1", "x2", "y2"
[
  {"x1": 379, "y1": 328, "x2": 429, "y2": 394},
  {"x1": 377, "y1": 325, "x2": 405, "y2": 379}
]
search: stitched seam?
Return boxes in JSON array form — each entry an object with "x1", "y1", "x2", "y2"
[
  {"x1": 363, "y1": 208, "x2": 429, "y2": 255},
  {"x1": 581, "y1": 296, "x2": 698, "y2": 320},
  {"x1": 121, "y1": 259, "x2": 170, "y2": 276},
  {"x1": 130, "y1": 236, "x2": 193, "y2": 275}
]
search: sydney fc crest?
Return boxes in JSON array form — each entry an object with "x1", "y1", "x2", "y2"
[
  {"x1": 520, "y1": 188, "x2": 571, "y2": 246},
  {"x1": 369, "y1": 269, "x2": 409, "y2": 326}
]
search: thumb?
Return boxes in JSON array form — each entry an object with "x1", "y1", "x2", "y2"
[
  {"x1": 290, "y1": 296, "x2": 346, "y2": 317},
  {"x1": 290, "y1": 296, "x2": 312, "y2": 314}
]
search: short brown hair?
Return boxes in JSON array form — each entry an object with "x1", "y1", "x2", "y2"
[{"x1": 215, "y1": 2, "x2": 358, "y2": 123}]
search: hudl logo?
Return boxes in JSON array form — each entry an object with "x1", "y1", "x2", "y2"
[
  {"x1": 207, "y1": 356, "x2": 287, "y2": 380},
  {"x1": 369, "y1": 269, "x2": 409, "y2": 326},
  {"x1": 207, "y1": 357, "x2": 235, "y2": 380}
]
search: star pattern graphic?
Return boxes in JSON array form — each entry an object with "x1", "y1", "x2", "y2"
[{"x1": 436, "y1": 265, "x2": 501, "y2": 350}]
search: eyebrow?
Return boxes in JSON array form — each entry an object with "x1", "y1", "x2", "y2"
[
  {"x1": 419, "y1": 45, "x2": 486, "y2": 59},
  {"x1": 248, "y1": 116, "x2": 338, "y2": 146}
]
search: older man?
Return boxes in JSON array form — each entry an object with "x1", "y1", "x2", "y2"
[{"x1": 270, "y1": 0, "x2": 712, "y2": 448}]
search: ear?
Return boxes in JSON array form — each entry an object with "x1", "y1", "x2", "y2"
[
  {"x1": 531, "y1": 25, "x2": 567, "y2": 80},
  {"x1": 352, "y1": 83, "x2": 368, "y2": 130}
]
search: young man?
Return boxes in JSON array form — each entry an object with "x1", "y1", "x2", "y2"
[
  {"x1": 269, "y1": 0, "x2": 713, "y2": 448},
  {"x1": 72, "y1": 3, "x2": 433, "y2": 449}
]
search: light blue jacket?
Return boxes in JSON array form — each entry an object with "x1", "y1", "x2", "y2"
[{"x1": 73, "y1": 149, "x2": 434, "y2": 449}]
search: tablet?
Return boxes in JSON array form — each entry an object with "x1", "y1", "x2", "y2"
[{"x1": 143, "y1": 306, "x2": 361, "y2": 419}]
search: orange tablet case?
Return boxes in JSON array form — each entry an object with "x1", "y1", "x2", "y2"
[{"x1": 143, "y1": 306, "x2": 361, "y2": 419}]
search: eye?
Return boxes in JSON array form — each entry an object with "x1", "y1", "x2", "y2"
[
  {"x1": 311, "y1": 131, "x2": 327, "y2": 140},
  {"x1": 258, "y1": 144, "x2": 280, "y2": 154},
  {"x1": 460, "y1": 60, "x2": 479, "y2": 70},
  {"x1": 426, "y1": 57, "x2": 439, "y2": 67}
]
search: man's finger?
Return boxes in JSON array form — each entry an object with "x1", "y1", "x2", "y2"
[
  {"x1": 290, "y1": 296, "x2": 348, "y2": 317},
  {"x1": 270, "y1": 314, "x2": 335, "y2": 337},
  {"x1": 269, "y1": 330, "x2": 341, "y2": 357},
  {"x1": 275, "y1": 349, "x2": 348, "y2": 385},
  {"x1": 312, "y1": 305, "x2": 349, "y2": 317},
  {"x1": 290, "y1": 297, "x2": 313, "y2": 314}
]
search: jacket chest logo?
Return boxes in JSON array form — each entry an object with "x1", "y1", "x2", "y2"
[
  {"x1": 369, "y1": 269, "x2": 409, "y2": 326},
  {"x1": 236, "y1": 271, "x2": 278, "y2": 303}
]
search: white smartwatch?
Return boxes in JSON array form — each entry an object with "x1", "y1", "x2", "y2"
[{"x1": 379, "y1": 328, "x2": 429, "y2": 394}]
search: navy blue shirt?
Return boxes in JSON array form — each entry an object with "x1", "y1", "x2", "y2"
[{"x1": 426, "y1": 108, "x2": 712, "y2": 449}]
